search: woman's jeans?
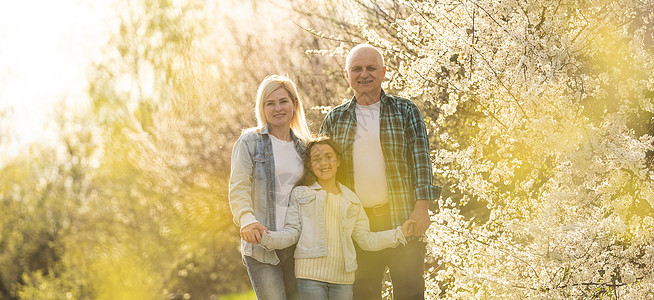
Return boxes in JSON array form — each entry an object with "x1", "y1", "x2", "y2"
[
  {"x1": 297, "y1": 278, "x2": 353, "y2": 300},
  {"x1": 244, "y1": 246, "x2": 297, "y2": 300}
]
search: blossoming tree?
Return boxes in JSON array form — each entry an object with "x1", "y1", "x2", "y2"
[{"x1": 308, "y1": 0, "x2": 654, "y2": 298}]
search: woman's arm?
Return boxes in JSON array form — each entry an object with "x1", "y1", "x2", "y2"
[
  {"x1": 228, "y1": 136, "x2": 256, "y2": 227},
  {"x1": 228, "y1": 135, "x2": 270, "y2": 244}
]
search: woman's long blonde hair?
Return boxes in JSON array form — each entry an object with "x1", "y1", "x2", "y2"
[{"x1": 253, "y1": 75, "x2": 312, "y2": 142}]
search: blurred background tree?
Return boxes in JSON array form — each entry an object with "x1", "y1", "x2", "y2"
[
  {"x1": 2, "y1": 0, "x2": 654, "y2": 299},
  {"x1": 0, "y1": 0, "x2": 345, "y2": 299},
  {"x1": 296, "y1": 0, "x2": 654, "y2": 298}
]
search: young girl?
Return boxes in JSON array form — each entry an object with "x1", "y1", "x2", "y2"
[
  {"x1": 259, "y1": 137, "x2": 414, "y2": 300},
  {"x1": 229, "y1": 75, "x2": 312, "y2": 300}
]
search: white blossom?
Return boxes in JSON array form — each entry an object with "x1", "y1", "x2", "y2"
[{"x1": 328, "y1": 0, "x2": 654, "y2": 297}]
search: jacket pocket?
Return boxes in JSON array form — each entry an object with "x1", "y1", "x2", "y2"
[
  {"x1": 296, "y1": 194, "x2": 320, "y2": 255},
  {"x1": 346, "y1": 202, "x2": 360, "y2": 219},
  {"x1": 344, "y1": 202, "x2": 360, "y2": 232},
  {"x1": 298, "y1": 194, "x2": 317, "y2": 229},
  {"x1": 253, "y1": 154, "x2": 266, "y2": 180}
]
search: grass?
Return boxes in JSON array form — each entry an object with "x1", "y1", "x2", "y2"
[{"x1": 218, "y1": 290, "x2": 257, "y2": 300}]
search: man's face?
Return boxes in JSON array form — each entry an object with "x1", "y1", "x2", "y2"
[{"x1": 345, "y1": 48, "x2": 386, "y2": 95}]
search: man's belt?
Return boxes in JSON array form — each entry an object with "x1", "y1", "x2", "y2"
[{"x1": 364, "y1": 203, "x2": 390, "y2": 217}]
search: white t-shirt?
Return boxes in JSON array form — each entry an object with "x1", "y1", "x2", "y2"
[
  {"x1": 270, "y1": 134, "x2": 304, "y2": 230},
  {"x1": 239, "y1": 135, "x2": 303, "y2": 231},
  {"x1": 353, "y1": 101, "x2": 389, "y2": 208}
]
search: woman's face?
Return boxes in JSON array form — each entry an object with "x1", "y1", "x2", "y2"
[
  {"x1": 264, "y1": 87, "x2": 295, "y2": 129},
  {"x1": 309, "y1": 143, "x2": 340, "y2": 182}
]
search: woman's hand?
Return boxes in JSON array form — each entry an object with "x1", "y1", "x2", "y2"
[
  {"x1": 401, "y1": 219, "x2": 416, "y2": 237},
  {"x1": 240, "y1": 222, "x2": 270, "y2": 244}
]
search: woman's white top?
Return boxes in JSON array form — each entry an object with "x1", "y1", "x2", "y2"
[{"x1": 270, "y1": 134, "x2": 304, "y2": 230}]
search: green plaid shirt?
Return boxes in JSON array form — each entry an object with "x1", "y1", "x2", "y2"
[{"x1": 320, "y1": 90, "x2": 440, "y2": 228}]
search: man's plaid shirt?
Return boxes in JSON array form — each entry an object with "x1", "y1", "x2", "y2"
[{"x1": 319, "y1": 90, "x2": 440, "y2": 229}]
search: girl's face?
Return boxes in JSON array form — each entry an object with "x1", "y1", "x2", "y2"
[
  {"x1": 309, "y1": 143, "x2": 340, "y2": 182},
  {"x1": 264, "y1": 87, "x2": 295, "y2": 129}
]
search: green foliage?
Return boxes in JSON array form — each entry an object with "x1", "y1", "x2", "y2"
[
  {"x1": 1, "y1": 0, "x2": 355, "y2": 298},
  {"x1": 17, "y1": 265, "x2": 80, "y2": 300},
  {"x1": 218, "y1": 290, "x2": 256, "y2": 300},
  {"x1": 62, "y1": 0, "x2": 254, "y2": 296},
  {"x1": 0, "y1": 119, "x2": 97, "y2": 299}
]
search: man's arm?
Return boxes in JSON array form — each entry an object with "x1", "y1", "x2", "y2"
[
  {"x1": 409, "y1": 200, "x2": 431, "y2": 236},
  {"x1": 405, "y1": 102, "x2": 440, "y2": 235}
]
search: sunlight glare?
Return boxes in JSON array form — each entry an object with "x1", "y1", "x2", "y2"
[{"x1": 0, "y1": 0, "x2": 115, "y2": 159}]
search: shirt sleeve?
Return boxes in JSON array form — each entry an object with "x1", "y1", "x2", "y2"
[
  {"x1": 228, "y1": 135, "x2": 256, "y2": 227},
  {"x1": 239, "y1": 213, "x2": 258, "y2": 230},
  {"x1": 351, "y1": 202, "x2": 406, "y2": 251},
  {"x1": 260, "y1": 188, "x2": 302, "y2": 250},
  {"x1": 405, "y1": 102, "x2": 441, "y2": 203},
  {"x1": 319, "y1": 111, "x2": 333, "y2": 137}
]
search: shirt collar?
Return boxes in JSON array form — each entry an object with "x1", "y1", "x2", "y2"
[
  {"x1": 259, "y1": 125, "x2": 270, "y2": 135},
  {"x1": 260, "y1": 124, "x2": 300, "y2": 144},
  {"x1": 307, "y1": 182, "x2": 359, "y2": 203},
  {"x1": 346, "y1": 89, "x2": 389, "y2": 113},
  {"x1": 309, "y1": 182, "x2": 322, "y2": 190}
]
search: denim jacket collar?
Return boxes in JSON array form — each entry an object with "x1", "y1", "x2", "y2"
[
  {"x1": 259, "y1": 124, "x2": 305, "y2": 150},
  {"x1": 307, "y1": 182, "x2": 361, "y2": 205}
]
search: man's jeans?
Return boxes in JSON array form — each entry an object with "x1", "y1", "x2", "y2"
[
  {"x1": 354, "y1": 239, "x2": 426, "y2": 300},
  {"x1": 244, "y1": 246, "x2": 297, "y2": 300},
  {"x1": 297, "y1": 278, "x2": 353, "y2": 300}
]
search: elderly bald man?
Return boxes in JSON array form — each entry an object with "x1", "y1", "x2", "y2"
[{"x1": 320, "y1": 44, "x2": 440, "y2": 300}]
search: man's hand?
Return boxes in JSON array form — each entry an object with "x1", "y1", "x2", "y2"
[
  {"x1": 401, "y1": 219, "x2": 416, "y2": 237},
  {"x1": 409, "y1": 200, "x2": 431, "y2": 236},
  {"x1": 240, "y1": 222, "x2": 270, "y2": 244}
]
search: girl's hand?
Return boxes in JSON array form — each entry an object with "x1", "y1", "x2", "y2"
[
  {"x1": 401, "y1": 219, "x2": 416, "y2": 237},
  {"x1": 240, "y1": 222, "x2": 270, "y2": 244}
]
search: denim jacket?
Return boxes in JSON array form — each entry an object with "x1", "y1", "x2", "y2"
[
  {"x1": 228, "y1": 126, "x2": 306, "y2": 265},
  {"x1": 260, "y1": 182, "x2": 406, "y2": 272}
]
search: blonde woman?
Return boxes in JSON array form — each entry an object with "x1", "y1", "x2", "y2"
[{"x1": 229, "y1": 75, "x2": 311, "y2": 300}]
